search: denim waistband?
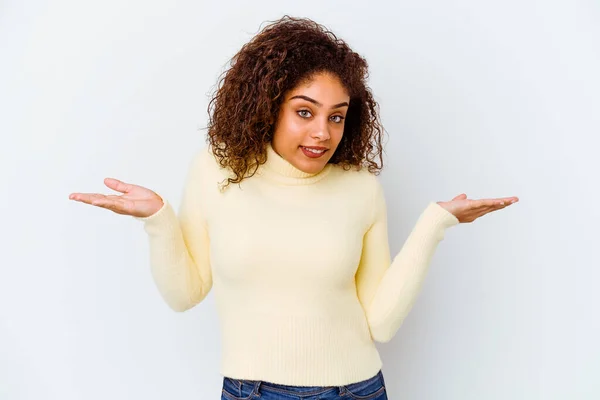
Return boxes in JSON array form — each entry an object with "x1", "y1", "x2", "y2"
[{"x1": 223, "y1": 369, "x2": 384, "y2": 397}]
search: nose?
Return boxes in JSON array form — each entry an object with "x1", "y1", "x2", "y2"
[{"x1": 312, "y1": 119, "x2": 331, "y2": 141}]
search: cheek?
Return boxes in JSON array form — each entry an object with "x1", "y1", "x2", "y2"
[
  {"x1": 285, "y1": 119, "x2": 310, "y2": 144},
  {"x1": 332, "y1": 129, "x2": 344, "y2": 144},
  {"x1": 279, "y1": 111, "x2": 301, "y2": 129},
  {"x1": 274, "y1": 114, "x2": 303, "y2": 142},
  {"x1": 288, "y1": 114, "x2": 308, "y2": 132}
]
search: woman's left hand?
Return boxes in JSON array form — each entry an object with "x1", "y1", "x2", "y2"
[{"x1": 437, "y1": 193, "x2": 519, "y2": 223}]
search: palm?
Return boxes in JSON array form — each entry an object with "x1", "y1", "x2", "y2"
[
  {"x1": 437, "y1": 193, "x2": 519, "y2": 223},
  {"x1": 69, "y1": 178, "x2": 163, "y2": 218}
]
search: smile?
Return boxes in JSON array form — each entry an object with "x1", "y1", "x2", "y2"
[{"x1": 300, "y1": 146, "x2": 328, "y2": 158}]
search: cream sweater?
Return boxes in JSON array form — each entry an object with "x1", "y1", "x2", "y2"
[{"x1": 135, "y1": 142, "x2": 459, "y2": 386}]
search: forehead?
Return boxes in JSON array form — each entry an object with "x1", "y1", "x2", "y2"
[{"x1": 287, "y1": 73, "x2": 349, "y2": 101}]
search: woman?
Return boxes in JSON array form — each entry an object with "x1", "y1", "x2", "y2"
[{"x1": 69, "y1": 15, "x2": 518, "y2": 400}]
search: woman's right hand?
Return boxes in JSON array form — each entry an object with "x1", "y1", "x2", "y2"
[{"x1": 69, "y1": 178, "x2": 164, "y2": 218}]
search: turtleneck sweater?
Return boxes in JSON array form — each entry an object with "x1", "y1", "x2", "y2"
[{"x1": 134, "y1": 142, "x2": 460, "y2": 386}]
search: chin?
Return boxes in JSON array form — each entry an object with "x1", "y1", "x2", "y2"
[
  {"x1": 303, "y1": 166, "x2": 323, "y2": 174},
  {"x1": 298, "y1": 160, "x2": 327, "y2": 174},
  {"x1": 294, "y1": 147, "x2": 332, "y2": 173}
]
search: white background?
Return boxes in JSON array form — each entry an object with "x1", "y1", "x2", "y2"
[{"x1": 1, "y1": 1, "x2": 598, "y2": 399}]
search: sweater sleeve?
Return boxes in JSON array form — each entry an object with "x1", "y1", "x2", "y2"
[
  {"x1": 355, "y1": 179, "x2": 459, "y2": 343},
  {"x1": 133, "y1": 148, "x2": 213, "y2": 312}
]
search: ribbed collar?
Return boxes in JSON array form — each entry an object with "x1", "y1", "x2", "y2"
[{"x1": 258, "y1": 142, "x2": 333, "y2": 185}]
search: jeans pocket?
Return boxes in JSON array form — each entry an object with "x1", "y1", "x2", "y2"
[
  {"x1": 342, "y1": 371, "x2": 387, "y2": 400},
  {"x1": 221, "y1": 377, "x2": 258, "y2": 400}
]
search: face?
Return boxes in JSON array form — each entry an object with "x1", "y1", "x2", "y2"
[{"x1": 271, "y1": 72, "x2": 350, "y2": 174}]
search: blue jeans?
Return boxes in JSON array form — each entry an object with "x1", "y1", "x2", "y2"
[{"x1": 221, "y1": 369, "x2": 388, "y2": 399}]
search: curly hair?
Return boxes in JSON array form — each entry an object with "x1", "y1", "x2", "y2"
[{"x1": 205, "y1": 15, "x2": 385, "y2": 190}]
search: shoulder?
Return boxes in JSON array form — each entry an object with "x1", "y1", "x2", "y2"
[
  {"x1": 191, "y1": 144, "x2": 218, "y2": 168},
  {"x1": 184, "y1": 144, "x2": 232, "y2": 192},
  {"x1": 330, "y1": 163, "x2": 382, "y2": 195},
  {"x1": 190, "y1": 144, "x2": 229, "y2": 175},
  {"x1": 327, "y1": 165, "x2": 386, "y2": 227},
  {"x1": 328, "y1": 164, "x2": 385, "y2": 217}
]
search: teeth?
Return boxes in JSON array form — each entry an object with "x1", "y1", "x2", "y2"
[{"x1": 304, "y1": 147, "x2": 325, "y2": 154}]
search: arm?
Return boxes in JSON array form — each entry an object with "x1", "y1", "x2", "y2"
[
  {"x1": 355, "y1": 179, "x2": 459, "y2": 342},
  {"x1": 134, "y1": 148, "x2": 213, "y2": 312}
]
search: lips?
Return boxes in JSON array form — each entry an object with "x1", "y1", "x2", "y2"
[
  {"x1": 300, "y1": 146, "x2": 328, "y2": 158},
  {"x1": 301, "y1": 146, "x2": 327, "y2": 151}
]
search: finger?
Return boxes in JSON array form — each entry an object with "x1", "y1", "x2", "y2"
[
  {"x1": 477, "y1": 201, "x2": 513, "y2": 217},
  {"x1": 493, "y1": 197, "x2": 519, "y2": 206},
  {"x1": 475, "y1": 198, "x2": 514, "y2": 207},
  {"x1": 483, "y1": 203, "x2": 508, "y2": 216},
  {"x1": 70, "y1": 193, "x2": 120, "y2": 202},
  {"x1": 90, "y1": 197, "x2": 130, "y2": 213},
  {"x1": 452, "y1": 193, "x2": 467, "y2": 201},
  {"x1": 69, "y1": 193, "x2": 107, "y2": 204},
  {"x1": 469, "y1": 199, "x2": 495, "y2": 208},
  {"x1": 104, "y1": 178, "x2": 132, "y2": 194}
]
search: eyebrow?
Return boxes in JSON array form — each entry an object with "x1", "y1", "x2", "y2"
[{"x1": 289, "y1": 95, "x2": 349, "y2": 109}]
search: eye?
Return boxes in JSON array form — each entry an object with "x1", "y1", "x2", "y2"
[
  {"x1": 297, "y1": 109, "x2": 345, "y2": 124},
  {"x1": 297, "y1": 109, "x2": 312, "y2": 118}
]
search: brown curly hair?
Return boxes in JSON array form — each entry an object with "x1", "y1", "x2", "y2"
[{"x1": 205, "y1": 15, "x2": 386, "y2": 190}]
